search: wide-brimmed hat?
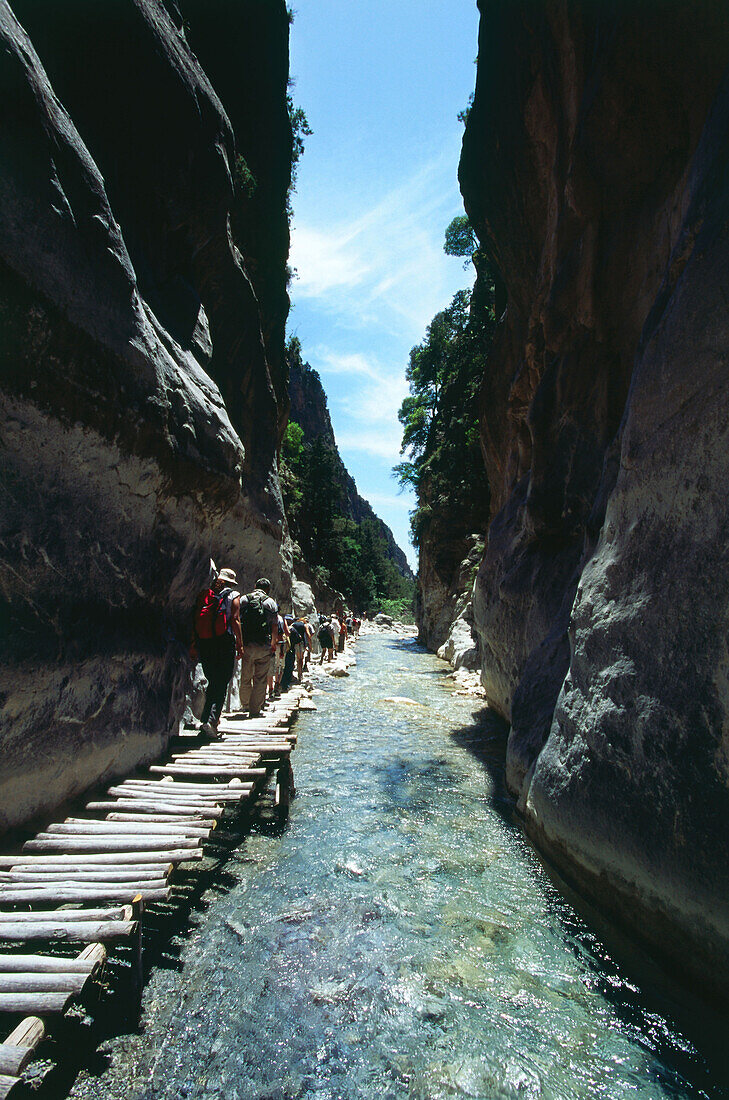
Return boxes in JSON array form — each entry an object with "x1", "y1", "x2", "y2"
[{"x1": 217, "y1": 568, "x2": 238, "y2": 585}]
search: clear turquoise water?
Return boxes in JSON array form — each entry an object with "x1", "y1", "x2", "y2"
[{"x1": 70, "y1": 635, "x2": 727, "y2": 1099}]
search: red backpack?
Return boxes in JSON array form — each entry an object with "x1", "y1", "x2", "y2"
[{"x1": 195, "y1": 588, "x2": 230, "y2": 640}]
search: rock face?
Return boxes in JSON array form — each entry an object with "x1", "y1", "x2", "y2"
[
  {"x1": 418, "y1": 534, "x2": 482, "y2": 657},
  {"x1": 288, "y1": 351, "x2": 414, "y2": 580},
  {"x1": 460, "y1": 0, "x2": 729, "y2": 993},
  {"x1": 0, "y1": 0, "x2": 292, "y2": 831}
]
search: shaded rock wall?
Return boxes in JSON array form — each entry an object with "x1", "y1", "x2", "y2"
[
  {"x1": 416, "y1": 534, "x2": 481, "y2": 656},
  {"x1": 0, "y1": 0, "x2": 292, "y2": 831},
  {"x1": 460, "y1": 0, "x2": 729, "y2": 993}
]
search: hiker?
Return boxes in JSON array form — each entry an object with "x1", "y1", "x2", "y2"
[
  {"x1": 288, "y1": 615, "x2": 311, "y2": 683},
  {"x1": 191, "y1": 567, "x2": 242, "y2": 738},
  {"x1": 337, "y1": 615, "x2": 347, "y2": 653},
  {"x1": 302, "y1": 619, "x2": 314, "y2": 670},
  {"x1": 238, "y1": 577, "x2": 279, "y2": 717},
  {"x1": 268, "y1": 612, "x2": 287, "y2": 701},
  {"x1": 318, "y1": 616, "x2": 334, "y2": 663},
  {"x1": 280, "y1": 616, "x2": 297, "y2": 691}
]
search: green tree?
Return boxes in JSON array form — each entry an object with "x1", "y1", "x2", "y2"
[
  {"x1": 396, "y1": 253, "x2": 495, "y2": 550},
  {"x1": 286, "y1": 84, "x2": 312, "y2": 223},
  {"x1": 444, "y1": 215, "x2": 477, "y2": 269},
  {"x1": 279, "y1": 420, "x2": 305, "y2": 525}
]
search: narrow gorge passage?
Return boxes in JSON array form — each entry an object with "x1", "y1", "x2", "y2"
[{"x1": 69, "y1": 635, "x2": 724, "y2": 1100}]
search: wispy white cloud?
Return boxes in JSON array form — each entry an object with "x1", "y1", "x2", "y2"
[
  {"x1": 290, "y1": 139, "x2": 471, "y2": 340},
  {"x1": 310, "y1": 346, "x2": 408, "y2": 463},
  {"x1": 365, "y1": 492, "x2": 412, "y2": 511}
]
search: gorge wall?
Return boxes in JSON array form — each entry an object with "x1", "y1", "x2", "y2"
[
  {"x1": 0, "y1": 0, "x2": 292, "y2": 831},
  {"x1": 288, "y1": 351, "x2": 413, "y2": 583},
  {"x1": 459, "y1": 0, "x2": 729, "y2": 995}
]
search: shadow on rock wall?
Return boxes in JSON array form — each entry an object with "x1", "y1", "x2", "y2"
[
  {"x1": 0, "y1": 0, "x2": 292, "y2": 831},
  {"x1": 460, "y1": 0, "x2": 729, "y2": 997}
]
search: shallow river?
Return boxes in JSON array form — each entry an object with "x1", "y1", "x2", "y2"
[{"x1": 71, "y1": 635, "x2": 726, "y2": 1099}]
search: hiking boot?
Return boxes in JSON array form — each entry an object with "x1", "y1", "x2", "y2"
[{"x1": 200, "y1": 721, "x2": 223, "y2": 740}]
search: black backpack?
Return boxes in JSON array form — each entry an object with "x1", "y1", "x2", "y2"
[{"x1": 240, "y1": 591, "x2": 271, "y2": 645}]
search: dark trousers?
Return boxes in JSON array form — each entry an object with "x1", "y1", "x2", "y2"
[
  {"x1": 199, "y1": 633, "x2": 236, "y2": 725},
  {"x1": 280, "y1": 647, "x2": 296, "y2": 692}
]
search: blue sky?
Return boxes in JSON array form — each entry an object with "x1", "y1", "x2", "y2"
[{"x1": 287, "y1": 0, "x2": 479, "y2": 571}]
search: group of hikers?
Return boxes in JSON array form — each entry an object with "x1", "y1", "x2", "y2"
[
  {"x1": 316, "y1": 612, "x2": 360, "y2": 662},
  {"x1": 189, "y1": 567, "x2": 361, "y2": 738}
]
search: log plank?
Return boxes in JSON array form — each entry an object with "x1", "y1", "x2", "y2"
[
  {"x1": 0, "y1": 908, "x2": 129, "y2": 922},
  {"x1": 0, "y1": 956, "x2": 97, "y2": 974},
  {"x1": 0, "y1": 887, "x2": 168, "y2": 905},
  {"x1": 0, "y1": 973, "x2": 88, "y2": 996},
  {"x1": 149, "y1": 766, "x2": 266, "y2": 778},
  {"x1": 105, "y1": 814, "x2": 217, "y2": 829},
  {"x1": 0, "y1": 920, "x2": 136, "y2": 943},
  {"x1": 0, "y1": 851, "x2": 200, "y2": 866},
  {"x1": 0, "y1": 1015, "x2": 44, "y2": 1075},
  {"x1": 3, "y1": 871, "x2": 167, "y2": 884},
  {"x1": 119, "y1": 780, "x2": 253, "y2": 792},
  {"x1": 86, "y1": 801, "x2": 224, "y2": 817},
  {"x1": 23, "y1": 836, "x2": 199, "y2": 853},
  {"x1": 0, "y1": 1072, "x2": 21, "y2": 1098},
  {"x1": 48, "y1": 822, "x2": 213, "y2": 839},
  {"x1": 0, "y1": 992, "x2": 70, "y2": 1014}
]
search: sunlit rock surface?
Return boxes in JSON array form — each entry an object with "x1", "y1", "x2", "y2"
[
  {"x1": 460, "y1": 0, "x2": 729, "y2": 991},
  {"x1": 0, "y1": 0, "x2": 292, "y2": 830}
]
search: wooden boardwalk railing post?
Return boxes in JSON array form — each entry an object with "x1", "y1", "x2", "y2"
[{"x1": 130, "y1": 895, "x2": 144, "y2": 1007}]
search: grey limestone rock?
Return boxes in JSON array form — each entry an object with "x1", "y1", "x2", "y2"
[
  {"x1": 0, "y1": 0, "x2": 292, "y2": 831},
  {"x1": 460, "y1": 0, "x2": 729, "y2": 993}
]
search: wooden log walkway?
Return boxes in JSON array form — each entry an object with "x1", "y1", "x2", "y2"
[{"x1": 0, "y1": 683, "x2": 311, "y2": 1096}]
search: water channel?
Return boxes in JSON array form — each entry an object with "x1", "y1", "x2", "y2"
[{"x1": 70, "y1": 634, "x2": 727, "y2": 1100}]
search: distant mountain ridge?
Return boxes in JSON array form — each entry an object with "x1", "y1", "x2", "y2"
[{"x1": 288, "y1": 352, "x2": 414, "y2": 581}]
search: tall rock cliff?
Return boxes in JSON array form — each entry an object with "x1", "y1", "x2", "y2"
[
  {"x1": 0, "y1": 0, "x2": 292, "y2": 831},
  {"x1": 288, "y1": 351, "x2": 413, "y2": 581},
  {"x1": 460, "y1": 0, "x2": 729, "y2": 995}
]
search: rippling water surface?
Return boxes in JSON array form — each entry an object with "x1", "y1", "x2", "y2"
[{"x1": 71, "y1": 635, "x2": 727, "y2": 1099}]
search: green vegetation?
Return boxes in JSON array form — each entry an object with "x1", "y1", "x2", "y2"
[
  {"x1": 281, "y1": 421, "x2": 415, "y2": 614},
  {"x1": 444, "y1": 215, "x2": 477, "y2": 268},
  {"x1": 281, "y1": 338, "x2": 414, "y2": 614},
  {"x1": 395, "y1": 239, "x2": 495, "y2": 554},
  {"x1": 457, "y1": 92, "x2": 474, "y2": 127},
  {"x1": 286, "y1": 84, "x2": 312, "y2": 223},
  {"x1": 233, "y1": 155, "x2": 257, "y2": 200}
]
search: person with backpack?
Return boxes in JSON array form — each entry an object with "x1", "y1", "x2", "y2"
[
  {"x1": 288, "y1": 615, "x2": 311, "y2": 683},
  {"x1": 192, "y1": 567, "x2": 242, "y2": 738},
  {"x1": 238, "y1": 577, "x2": 279, "y2": 716},
  {"x1": 337, "y1": 614, "x2": 347, "y2": 653},
  {"x1": 318, "y1": 617, "x2": 334, "y2": 664},
  {"x1": 268, "y1": 612, "x2": 288, "y2": 701}
]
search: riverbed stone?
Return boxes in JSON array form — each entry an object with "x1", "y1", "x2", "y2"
[{"x1": 437, "y1": 614, "x2": 480, "y2": 672}]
